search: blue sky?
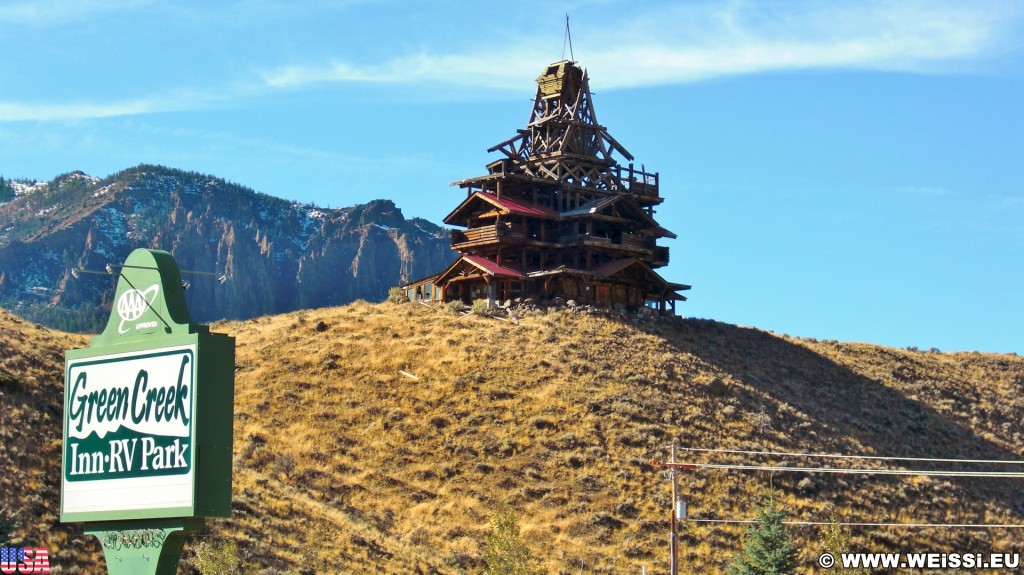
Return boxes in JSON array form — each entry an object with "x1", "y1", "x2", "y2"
[{"x1": 1, "y1": 0, "x2": 1022, "y2": 353}]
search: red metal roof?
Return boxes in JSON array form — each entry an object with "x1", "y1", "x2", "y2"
[
  {"x1": 462, "y1": 255, "x2": 527, "y2": 278},
  {"x1": 484, "y1": 193, "x2": 560, "y2": 218},
  {"x1": 444, "y1": 192, "x2": 558, "y2": 225}
]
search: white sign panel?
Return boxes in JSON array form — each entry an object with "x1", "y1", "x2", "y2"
[{"x1": 62, "y1": 345, "x2": 197, "y2": 516}]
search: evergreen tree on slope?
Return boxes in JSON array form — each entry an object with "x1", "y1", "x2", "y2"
[{"x1": 727, "y1": 491, "x2": 798, "y2": 575}]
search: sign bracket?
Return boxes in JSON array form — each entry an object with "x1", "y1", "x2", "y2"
[{"x1": 86, "y1": 518, "x2": 204, "y2": 575}]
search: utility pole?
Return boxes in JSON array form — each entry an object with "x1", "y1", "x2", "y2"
[
  {"x1": 654, "y1": 442, "x2": 695, "y2": 575},
  {"x1": 668, "y1": 442, "x2": 678, "y2": 575}
]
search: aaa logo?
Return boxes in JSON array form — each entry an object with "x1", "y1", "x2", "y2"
[{"x1": 116, "y1": 284, "x2": 160, "y2": 334}]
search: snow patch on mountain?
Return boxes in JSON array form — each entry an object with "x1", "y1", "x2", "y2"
[{"x1": 10, "y1": 181, "x2": 48, "y2": 197}]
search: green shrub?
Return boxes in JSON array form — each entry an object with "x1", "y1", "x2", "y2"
[
  {"x1": 818, "y1": 515, "x2": 869, "y2": 575},
  {"x1": 387, "y1": 286, "x2": 408, "y2": 304},
  {"x1": 483, "y1": 510, "x2": 541, "y2": 575},
  {"x1": 189, "y1": 539, "x2": 241, "y2": 575}
]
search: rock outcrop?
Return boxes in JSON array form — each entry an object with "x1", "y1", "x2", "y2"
[{"x1": 0, "y1": 165, "x2": 455, "y2": 331}]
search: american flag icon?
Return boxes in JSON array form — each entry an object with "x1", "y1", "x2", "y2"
[{"x1": 1, "y1": 547, "x2": 51, "y2": 574}]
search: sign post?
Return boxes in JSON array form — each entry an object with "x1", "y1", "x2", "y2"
[{"x1": 60, "y1": 249, "x2": 234, "y2": 575}]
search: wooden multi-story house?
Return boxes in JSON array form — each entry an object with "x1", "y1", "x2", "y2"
[{"x1": 405, "y1": 59, "x2": 688, "y2": 312}]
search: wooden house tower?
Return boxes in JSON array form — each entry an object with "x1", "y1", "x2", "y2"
[{"x1": 405, "y1": 60, "x2": 689, "y2": 311}]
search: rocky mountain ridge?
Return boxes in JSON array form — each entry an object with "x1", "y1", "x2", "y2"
[{"x1": 0, "y1": 165, "x2": 455, "y2": 331}]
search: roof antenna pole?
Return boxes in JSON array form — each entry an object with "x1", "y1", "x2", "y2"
[{"x1": 563, "y1": 13, "x2": 575, "y2": 62}]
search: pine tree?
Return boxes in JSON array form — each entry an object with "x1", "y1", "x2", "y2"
[
  {"x1": 727, "y1": 491, "x2": 798, "y2": 575},
  {"x1": 483, "y1": 509, "x2": 540, "y2": 575},
  {"x1": 0, "y1": 176, "x2": 13, "y2": 202}
]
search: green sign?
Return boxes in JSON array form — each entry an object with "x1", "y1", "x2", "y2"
[
  {"x1": 60, "y1": 249, "x2": 235, "y2": 574},
  {"x1": 65, "y1": 347, "x2": 195, "y2": 481}
]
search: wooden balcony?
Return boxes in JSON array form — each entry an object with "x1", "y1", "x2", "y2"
[
  {"x1": 556, "y1": 233, "x2": 654, "y2": 256},
  {"x1": 620, "y1": 234, "x2": 650, "y2": 250},
  {"x1": 652, "y1": 246, "x2": 669, "y2": 267},
  {"x1": 615, "y1": 165, "x2": 660, "y2": 201},
  {"x1": 451, "y1": 223, "x2": 525, "y2": 248}
]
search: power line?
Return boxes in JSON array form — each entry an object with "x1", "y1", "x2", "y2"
[
  {"x1": 658, "y1": 448, "x2": 1024, "y2": 550},
  {"x1": 687, "y1": 519, "x2": 1024, "y2": 529},
  {"x1": 679, "y1": 462, "x2": 1024, "y2": 478},
  {"x1": 678, "y1": 446, "x2": 1024, "y2": 466}
]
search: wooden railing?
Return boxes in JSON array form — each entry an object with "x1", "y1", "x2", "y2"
[
  {"x1": 556, "y1": 233, "x2": 643, "y2": 249},
  {"x1": 616, "y1": 164, "x2": 659, "y2": 199}
]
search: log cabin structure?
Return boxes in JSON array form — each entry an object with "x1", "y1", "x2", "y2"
[{"x1": 404, "y1": 59, "x2": 689, "y2": 312}]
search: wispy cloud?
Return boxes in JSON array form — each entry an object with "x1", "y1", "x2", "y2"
[
  {"x1": 264, "y1": 0, "x2": 1023, "y2": 91},
  {"x1": 0, "y1": 87, "x2": 233, "y2": 122},
  {"x1": 263, "y1": 53, "x2": 543, "y2": 91},
  {"x1": 589, "y1": 0, "x2": 1018, "y2": 86},
  {"x1": 0, "y1": 100, "x2": 164, "y2": 122},
  {"x1": 0, "y1": 79, "x2": 262, "y2": 122},
  {"x1": 4, "y1": 0, "x2": 1020, "y2": 122}
]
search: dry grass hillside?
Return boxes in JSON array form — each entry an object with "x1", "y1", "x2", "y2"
[
  {"x1": 0, "y1": 310, "x2": 94, "y2": 567},
  {"x1": 2, "y1": 302, "x2": 1024, "y2": 574}
]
